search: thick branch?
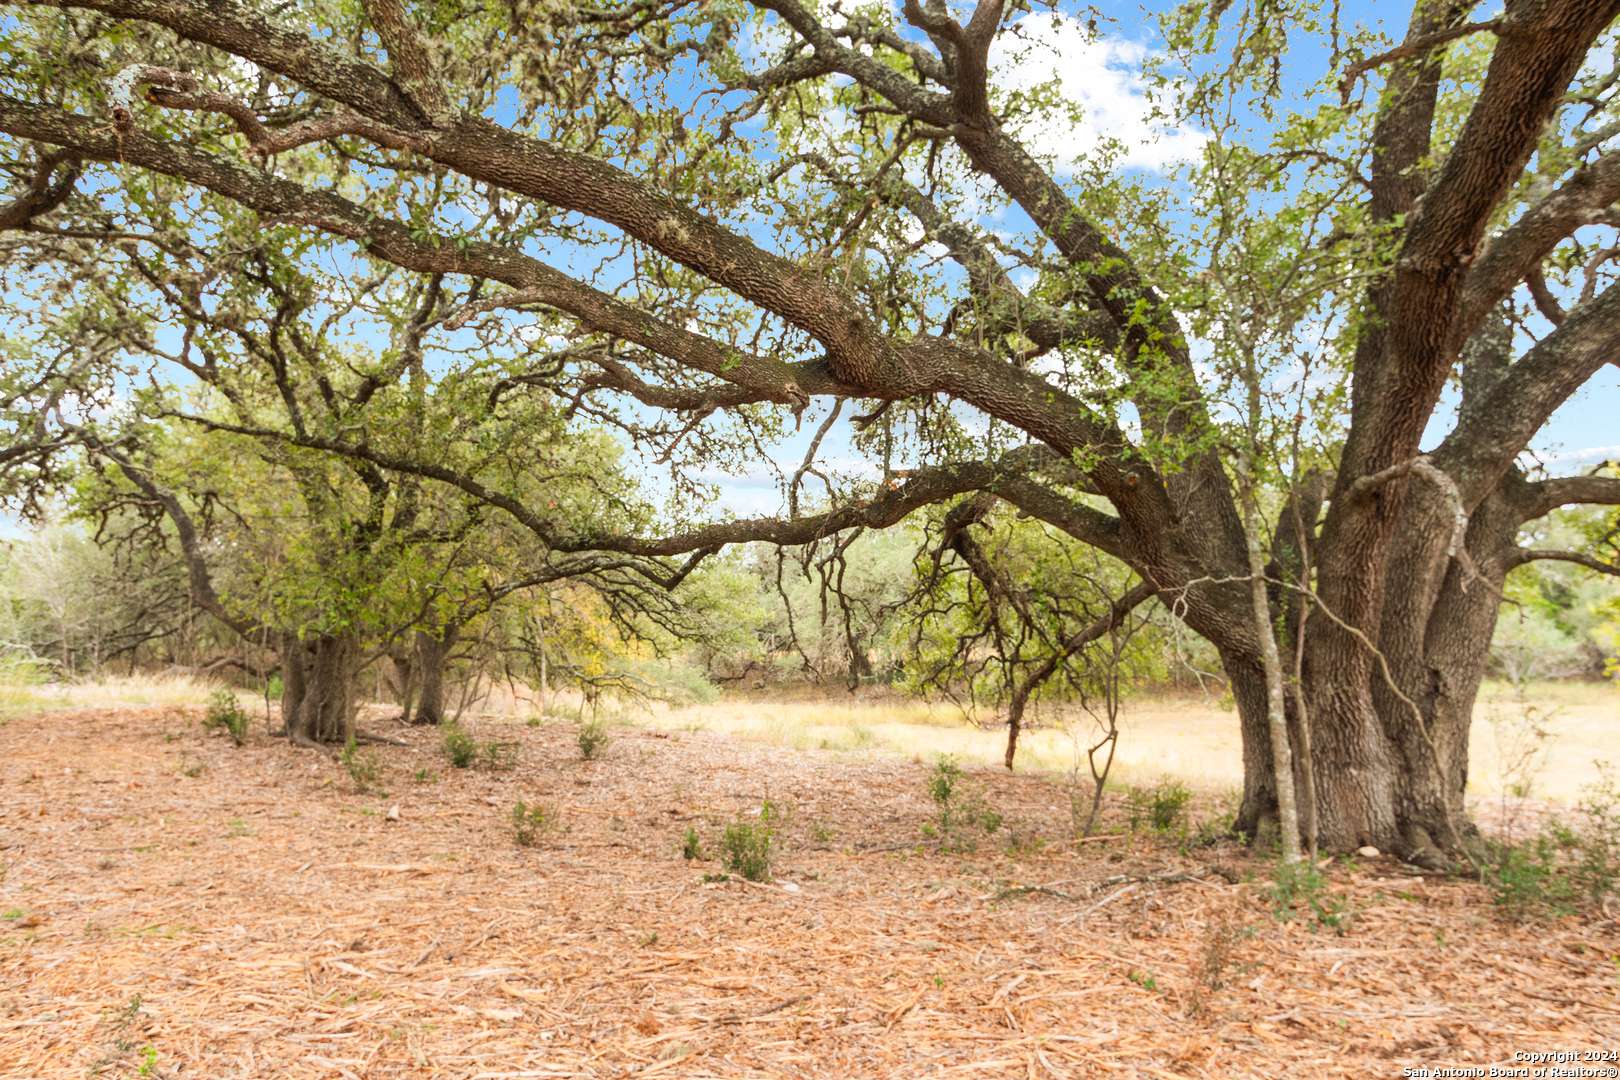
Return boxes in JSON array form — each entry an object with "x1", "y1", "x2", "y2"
[
  {"x1": 96, "y1": 445, "x2": 259, "y2": 640},
  {"x1": 1517, "y1": 471, "x2": 1620, "y2": 518},
  {"x1": 1460, "y1": 149, "x2": 1620, "y2": 335},
  {"x1": 0, "y1": 148, "x2": 79, "y2": 228},
  {"x1": 1435, "y1": 281, "x2": 1620, "y2": 509},
  {"x1": 1509, "y1": 547, "x2": 1620, "y2": 576},
  {"x1": 1339, "y1": 19, "x2": 1504, "y2": 103},
  {"x1": 0, "y1": 95, "x2": 827, "y2": 409},
  {"x1": 360, "y1": 0, "x2": 453, "y2": 125},
  {"x1": 1341, "y1": 0, "x2": 1620, "y2": 489}
]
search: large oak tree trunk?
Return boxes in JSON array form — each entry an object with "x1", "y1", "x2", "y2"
[
  {"x1": 280, "y1": 632, "x2": 357, "y2": 745},
  {"x1": 1235, "y1": 480, "x2": 1526, "y2": 862}
]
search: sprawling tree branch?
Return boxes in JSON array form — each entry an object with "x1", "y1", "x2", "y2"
[
  {"x1": 1435, "y1": 281, "x2": 1620, "y2": 507},
  {"x1": 1460, "y1": 148, "x2": 1620, "y2": 335}
]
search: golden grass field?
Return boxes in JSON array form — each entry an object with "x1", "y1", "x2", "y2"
[{"x1": 645, "y1": 680, "x2": 1617, "y2": 805}]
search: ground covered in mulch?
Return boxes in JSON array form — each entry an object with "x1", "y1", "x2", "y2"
[{"x1": 1, "y1": 706, "x2": 1616, "y2": 1078}]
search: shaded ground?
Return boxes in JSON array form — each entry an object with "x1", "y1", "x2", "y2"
[{"x1": 1, "y1": 706, "x2": 1616, "y2": 1078}]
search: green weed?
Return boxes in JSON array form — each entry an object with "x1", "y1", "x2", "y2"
[
  {"x1": 511, "y1": 800, "x2": 559, "y2": 847},
  {"x1": 923, "y1": 755, "x2": 1002, "y2": 852},
  {"x1": 720, "y1": 801, "x2": 778, "y2": 881},
  {"x1": 203, "y1": 689, "x2": 250, "y2": 745},
  {"x1": 1126, "y1": 779, "x2": 1191, "y2": 834},
  {"x1": 340, "y1": 736, "x2": 382, "y2": 794},
  {"x1": 1268, "y1": 858, "x2": 1349, "y2": 932},
  {"x1": 577, "y1": 717, "x2": 610, "y2": 761}
]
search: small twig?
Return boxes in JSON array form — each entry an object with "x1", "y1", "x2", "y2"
[
  {"x1": 1058, "y1": 882, "x2": 1139, "y2": 926},
  {"x1": 717, "y1": 993, "x2": 812, "y2": 1025},
  {"x1": 350, "y1": 728, "x2": 408, "y2": 747},
  {"x1": 991, "y1": 867, "x2": 1225, "y2": 905},
  {"x1": 1339, "y1": 20, "x2": 1504, "y2": 103},
  {"x1": 408, "y1": 934, "x2": 442, "y2": 970}
]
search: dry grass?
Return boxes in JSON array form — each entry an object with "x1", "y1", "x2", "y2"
[
  {"x1": 0, "y1": 671, "x2": 219, "y2": 722},
  {"x1": 640, "y1": 693, "x2": 1245, "y2": 791},
  {"x1": 1, "y1": 703, "x2": 1616, "y2": 1078},
  {"x1": 643, "y1": 681, "x2": 1619, "y2": 803},
  {"x1": 1472, "y1": 680, "x2": 1619, "y2": 802}
]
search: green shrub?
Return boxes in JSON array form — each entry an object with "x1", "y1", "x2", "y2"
[
  {"x1": 442, "y1": 723, "x2": 478, "y2": 768},
  {"x1": 0, "y1": 654, "x2": 50, "y2": 685},
  {"x1": 511, "y1": 800, "x2": 559, "y2": 847},
  {"x1": 1127, "y1": 780, "x2": 1192, "y2": 833},
  {"x1": 482, "y1": 739, "x2": 519, "y2": 771},
  {"x1": 577, "y1": 717, "x2": 610, "y2": 761},
  {"x1": 340, "y1": 736, "x2": 382, "y2": 794},
  {"x1": 928, "y1": 756, "x2": 963, "y2": 808},
  {"x1": 440, "y1": 722, "x2": 517, "y2": 771},
  {"x1": 1569, "y1": 770, "x2": 1620, "y2": 905},
  {"x1": 1482, "y1": 771, "x2": 1619, "y2": 919},
  {"x1": 1267, "y1": 857, "x2": 1348, "y2": 932},
  {"x1": 924, "y1": 756, "x2": 1002, "y2": 852},
  {"x1": 721, "y1": 801, "x2": 777, "y2": 881},
  {"x1": 203, "y1": 689, "x2": 250, "y2": 746},
  {"x1": 681, "y1": 826, "x2": 705, "y2": 861},
  {"x1": 1483, "y1": 835, "x2": 1576, "y2": 919}
]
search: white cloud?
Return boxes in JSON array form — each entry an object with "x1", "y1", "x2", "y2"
[
  {"x1": 1542, "y1": 444, "x2": 1620, "y2": 468},
  {"x1": 988, "y1": 13, "x2": 1208, "y2": 173}
]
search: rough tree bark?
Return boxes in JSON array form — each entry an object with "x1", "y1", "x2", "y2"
[
  {"x1": 409, "y1": 627, "x2": 455, "y2": 726},
  {"x1": 280, "y1": 632, "x2": 358, "y2": 745}
]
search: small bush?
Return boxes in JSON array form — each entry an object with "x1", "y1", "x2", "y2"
[
  {"x1": 511, "y1": 800, "x2": 559, "y2": 847},
  {"x1": 442, "y1": 723, "x2": 478, "y2": 768},
  {"x1": 1482, "y1": 770, "x2": 1620, "y2": 919},
  {"x1": 1483, "y1": 835, "x2": 1576, "y2": 919},
  {"x1": 928, "y1": 756, "x2": 963, "y2": 807},
  {"x1": 1127, "y1": 779, "x2": 1192, "y2": 834},
  {"x1": 924, "y1": 755, "x2": 1002, "y2": 852},
  {"x1": 577, "y1": 717, "x2": 610, "y2": 761},
  {"x1": 340, "y1": 736, "x2": 382, "y2": 794},
  {"x1": 681, "y1": 826, "x2": 705, "y2": 861},
  {"x1": 482, "y1": 740, "x2": 519, "y2": 771},
  {"x1": 720, "y1": 801, "x2": 777, "y2": 881},
  {"x1": 1267, "y1": 857, "x2": 1348, "y2": 932},
  {"x1": 1190, "y1": 806, "x2": 1239, "y2": 849},
  {"x1": 440, "y1": 722, "x2": 518, "y2": 771},
  {"x1": 1569, "y1": 770, "x2": 1620, "y2": 905},
  {"x1": 1186, "y1": 916, "x2": 1252, "y2": 1017},
  {"x1": 203, "y1": 689, "x2": 250, "y2": 746}
]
